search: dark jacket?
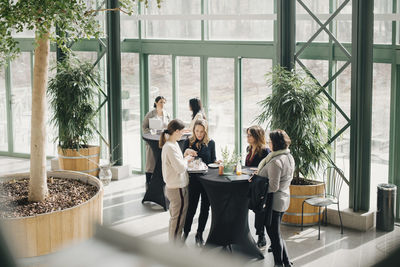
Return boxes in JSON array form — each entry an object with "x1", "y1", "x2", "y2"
[
  {"x1": 245, "y1": 147, "x2": 270, "y2": 167},
  {"x1": 248, "y1": 175, "x2": 273, "y2": 227},
  {"x1": 183, "y1": 139, "x2": 216, "y2": 165}
]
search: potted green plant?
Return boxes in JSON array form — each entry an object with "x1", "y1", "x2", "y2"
[
  {"x1": 221, "y1": 146, "x2": 241, "y2": 175},
  {"x1": 48, "y1": 55, "x2": 101, "y2": 176},
  {"x1": 256, "y1": 65, "x2": 332, "y2": 225}
]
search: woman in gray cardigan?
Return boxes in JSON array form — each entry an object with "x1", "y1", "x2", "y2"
[
  {"x1": 142, "y1": 96, "x2": 171, "y2": 189},
  {"x1": 258, "y1": 129, "x2": 294, "y2": 267}
]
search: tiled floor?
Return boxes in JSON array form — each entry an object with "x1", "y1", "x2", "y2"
[{"x1": 1, "y1": 156, "x2": 400, "y2": 267}]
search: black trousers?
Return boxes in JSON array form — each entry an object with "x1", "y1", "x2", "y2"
[
  {"x1": 145, "y1": 172, "x2": 152, "y2": 185},
  {"x1": 266, "y1": 211, "x2": 290, "y2": 266},
  {"x1": 184, "y1": 175, "x2": 210, "y2": 235},
  {"x1": 254, "y1": 209, "x2": 266, "y2": 236}
]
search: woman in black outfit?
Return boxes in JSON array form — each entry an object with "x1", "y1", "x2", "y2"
[
  {"x1": 245, "y1": 125, "x2": 270, "y2": 249},
  {"x1": 182, "y1": 119, "x2": 216, "y2": 246}
]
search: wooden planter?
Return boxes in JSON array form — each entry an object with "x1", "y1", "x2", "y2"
[
  {"x1": 58, "y1": 146, "x2": 100, "y2": 176},
  {"x1": 0, "y1": 171, "x2": 103, "y2": 258},
  {"x1": 282, "y1": 182, "x2": 325, "y2": 226}
]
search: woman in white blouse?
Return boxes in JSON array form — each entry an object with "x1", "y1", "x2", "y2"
[
  {"x1": 160, "y1": 119, "x2": 193, "y2": 243},
  {"x1": 188, "y1": 98, "x2": 206, "y2": 131}
]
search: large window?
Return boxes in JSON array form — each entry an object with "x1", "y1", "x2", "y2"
[
  {"x1": 177, "y1": 56, "x2": 201, "y2": 124},
  {"x1": 141, "y1": 0, "x2": 201, "y2": 39},
  {"x1": 242, "y1": 58, "x2": 272, "y2": 161},
  {"x1": 374, "y1": 0, "x2": 392, "y2": 44},
  {"x1": 370, "y1": 63, "x2": 391, "y2": 207},
  {"x1": 121, "y1": 53, "x2": 141, "y2": 170},
  {"x1": 11, "y1": 53, "x2": 31, "y2": 154},
  {"x1": 0, "y1": 67, "x2": 7, "y2": 151},
  {"x1": 208, "y1": 0, "x2": 274, "y2": 41},
  {"x1": 208, "y1": 58, "x2": 235, "y2": 159},
  {"x1": 149, "y1": 55, "x2": 173, "y2": 116}
]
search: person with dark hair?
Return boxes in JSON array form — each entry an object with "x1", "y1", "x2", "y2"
[
  {"x1": 257, "y1": 129, "x2": 294, "y2": 267},
  {"x1": 188, "y1": 98, "x2": 206, "y2": 131},
  {"x1": 160, "y1": 119, "x2": 193, "y2": 243},
  {"x1": 142, "y1": 96, "x2": 171, "y2": 189},
  {"x1": 182, "y1": 119, "x2": 217, "y2": 247},
  {"x1": 245, "y1": 125, "x2": 270, "y2": 250}
]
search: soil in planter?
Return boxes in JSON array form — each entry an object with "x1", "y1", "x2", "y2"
[
  {"x1": 291, "y1": 177, "x2": 320, "y2": 185},
  {"x1": 0, "y1": 178, "x2": 98, "y2": 218}
]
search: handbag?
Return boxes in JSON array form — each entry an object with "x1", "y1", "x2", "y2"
[{"x1": 248, "y1": 174, "x2": 274, "y2": 227}]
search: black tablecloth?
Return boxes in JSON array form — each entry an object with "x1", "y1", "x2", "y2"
[
  {"x1": 141, "y1": 133, "x2": 187, "y2": 211},
  {"x1": 198, "y1": 168, "x2": 264, "y2": 259}
]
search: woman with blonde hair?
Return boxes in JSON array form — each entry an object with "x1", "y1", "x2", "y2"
[
  {"x1": 245, "y1": 125, "x2": 271, "y2": 250},
  {"x1": 160, "y1": 119, "x2": 193, "y2": 243},
  {"x1": 182, "y1": 119, "x2": 216, "y2": 246}
]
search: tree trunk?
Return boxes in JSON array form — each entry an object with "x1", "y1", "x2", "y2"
[{"x1": 28, "y1": 32, "x2": 50, "y2": 202}]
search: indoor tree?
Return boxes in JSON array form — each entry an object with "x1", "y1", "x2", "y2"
[
  {"x1": 0, "y1": 0, "x2": 160, "y2": 202},
  {"x1": 256, "y1": 65, "x2": 332, "y2": 184}
]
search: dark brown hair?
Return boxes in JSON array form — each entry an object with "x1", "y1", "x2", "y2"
[
  {"x1": 189, "y1": 98, "x2": 206, "y2": 120},
  {"x1": 269, "y1": 129, "x2": 291, "y2": 151},
  {"x1": 247, "y1": 125, "x2": 266, "y2": 156},
  {"x1": 154, "y1": 96, "x2": 166, "y2": 108},
  {"x1": 159, "y1": 119, "x2": 185, "y2": 148}
]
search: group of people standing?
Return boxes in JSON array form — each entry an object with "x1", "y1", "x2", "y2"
[{"x1": 143, "y1": 96, "x2": 295, "y2": 267}]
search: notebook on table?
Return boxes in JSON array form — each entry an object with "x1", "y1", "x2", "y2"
[{"x1": 226, "y1": 174, "x2": 251, "y2": 182}]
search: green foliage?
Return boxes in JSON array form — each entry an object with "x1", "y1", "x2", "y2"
[
  {"x1": 0, "y1": 0, "x2": 163, "y2": 66},
  {"x1": 221, "y1": 146, "x2": 241, "y2": 167},
  {"x1": 256, "y1": 66, "x2": 332, "y2": 181},
  {"x1": 47, "y1": 56, "x2": 100, "y2": 149}
]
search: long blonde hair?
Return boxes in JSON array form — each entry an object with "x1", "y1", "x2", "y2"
[
  {"x1": 159, "y1": 119, "x2": 185, "y2": 148},
  {"x1": 247, "y1": 125, "x2": 267, "y2": 156},
  {"x1": 189, "y1": 119, "x2": 210, "y2": 149}
]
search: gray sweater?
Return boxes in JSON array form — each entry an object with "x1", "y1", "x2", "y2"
[{"x1": 258, "y1": 152, "x2": 295, "y2": 212}]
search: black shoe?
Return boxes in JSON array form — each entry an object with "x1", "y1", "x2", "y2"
[
  {"x1": 195, "y1": 232, "x2": 204, "y2": 247},
  {"x1": 284, "y1": 261, "x2": 293, "y2": 266},
  {"x1": 268, "y1": 245, "x2": 273, "y2": 253},
  {"x1": 257, "y1": 235, "x2": 267, "y2": 250}
]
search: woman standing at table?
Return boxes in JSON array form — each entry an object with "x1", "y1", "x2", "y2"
[
  {"x1": 142, "y1": 96, "x2": 171, "y2": 189},
  {"x1": 245, "y1": 125, "x2": 270, "y2": 250},
  {"x1": 160, "y1": 119, "x2": 193, "y2": 243},
  {"x1": 258, "y1": 129, "x2": 294, "y2": 267},
  {"x1": 182, "y1": 119, "x2": 216, "y2": 247},
  {"x1": 188, "y1": 98, "x2": 206, "y2": 131}
]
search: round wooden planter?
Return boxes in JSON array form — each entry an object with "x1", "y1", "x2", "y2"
[
  {"x1": 282, "y1": 182, "x2": 325, "y2": 226},
  {"x1": 0, "y1": 171, "x2": 103, "y2": 258},
  {"x1": 58, "y1": 146, "x2": 100, "y2": 176}
]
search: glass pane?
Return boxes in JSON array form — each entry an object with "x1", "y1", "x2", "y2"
[
  {"x1": 296, "y1": 59, "x2": 329, "y2": 86},
  {"x1": 208, "y1": 58, "x2": 234, "y2": 159},
  {"x1": 374, "y1": 21, "x2": 392, "y2": 44},
  {"x1": 296, "y1": 0, "x2": 329, "y2": 43},
  {"x1": 121, "y1": 53, "x2": 141, "y2": 170},
  {"x1": 149, "y1": 55, "x2": 173, "y2": 116},
  {"x1": 208, "y1": 0, "x2": 274, "y2": 41},
  {"x1": 335, "y1": 61, "x2": 352, "y2": 209},
  {"x1": 47, "y1": 53, "x2": 58, "y2": 156},
  {"x1": 121, "y1": 2, "x2": 139, "y2": 39},
  {"x1": 242, "y1": 58, "x2": 272, "y2": 161},
  {"x1": 11, "y1": 53, "x2": 31, "y2": 153},
  {"x1": 177, "y1": 57, "x2": 200, "y2": 125},
  {"x1": 337, "y1": 20, "x2": 352, "y2": 43},
  {"x1": 0, "y1": 67, "x2": 7, "y2": 151},
  {"x1": 374, "y1": 0, "x2": 392, "y2": 44},
  {"x1": 142, "y1": 0, "x2": 201, "y2": 39},
  {"x1": 370, "y1": 63, "x2": 391, "y2": 208}
]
